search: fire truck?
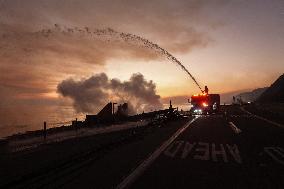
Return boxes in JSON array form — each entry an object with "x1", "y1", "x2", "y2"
[{"x1": 190, "y1": 86, "x2": 220, "y2": 114}]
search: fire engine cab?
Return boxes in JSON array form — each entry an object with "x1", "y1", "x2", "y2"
[{"x1": 190, "y1": 86, "x2": 220, "y2": 114}]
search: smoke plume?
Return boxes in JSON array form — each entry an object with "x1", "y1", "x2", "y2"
[{"x1": 57, "y1": 73, "x2": 162, "y2": 114}]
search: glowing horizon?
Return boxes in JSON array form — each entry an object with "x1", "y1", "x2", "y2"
[{"x1": 0, "y1": 0, "x2": 283, "y2": 134}]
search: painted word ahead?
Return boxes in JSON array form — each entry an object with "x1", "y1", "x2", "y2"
[{"x1": 164, "y1": 141, "x2": 242, "y2": 164}]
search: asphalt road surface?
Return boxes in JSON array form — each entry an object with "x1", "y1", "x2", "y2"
[
  {"x1": 131, "y1": 106, "x2": 284, "y2": 189},
  {"x1": 1, "y1": 105, "x2": 283, "y2": 189}
]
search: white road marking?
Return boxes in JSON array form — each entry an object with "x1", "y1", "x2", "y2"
[
  {"x1": 230, "y1": 115, "x2": 253, "y2": 118},
  {"x1": 116, "y1": 118, "x2": 198, "y2": 189},
  {"x1": 164, "y1": 141, "x2": 184, "y2": 158},
  {"x1": 264, "y1": 147, "x2": 284, "y2": 165},
  {"x1": 226, "y1": 144, "x2": 242, "y2": 164},
  {"x1": 181, "y1": 142, "x2": 196, "y2": 159},
  {"x1": 228, "y1": 122, "x2": 242, "y2": 134},
  {"x1": 240, "y1": 107, "x2": 284, "y2": 129},
  {"x1": 194, "y1": 142, "x2": 210, "y2": 161},
  {"x1": 212, "y1": 143, "x2": 228, "y2": 163},
  {"x1": 164, "y1": 141, "x2": 242, "y2": 164},
  {"x1": 277, "y1": 147, "x2": 284, "y2": 153}
]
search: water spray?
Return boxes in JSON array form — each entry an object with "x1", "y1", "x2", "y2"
[
  {"x1": 116, "y1": 30, "x2": 203, "y2": 92},
  {"x1": 38, "y1": 25, "x2": 203, "y2": 92}
]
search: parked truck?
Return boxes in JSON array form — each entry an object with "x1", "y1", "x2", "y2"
[{"x1": 190, "y1": 86, "x2": 220, "y2": 114}]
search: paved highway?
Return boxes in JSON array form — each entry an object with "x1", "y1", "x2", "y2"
[
  {"x1": 130, "y1": 106, "x2": 284, "y2": 189},
  {"x1": 1, "y1": 105, "x2": 283, "y2": 189}
]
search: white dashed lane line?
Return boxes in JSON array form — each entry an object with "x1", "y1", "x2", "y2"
[
  {"x1": 228, "y1": 121, "x2": 242, "y2": 134},
  {"x1": 240, "y1": 107, "x2": 284, "y2": 129}
]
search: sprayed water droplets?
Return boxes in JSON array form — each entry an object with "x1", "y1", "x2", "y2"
[{"x1": 37, "y1": 24, "x2": 203, "y2": 91}]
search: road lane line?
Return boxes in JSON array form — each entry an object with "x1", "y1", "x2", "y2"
[
  {"x1": 264, "y1": 147, "x2": 284, "y2": 165},
  {"x1": 240, "y1": 107, "x2": 284, "y2": 129},
  {"x1": 228, "y1": 122, "x2": 242, "y2": 134},
  {"x1": 163, "y1": 141, "x2": 184, "y2": 157},
  {"x1": 116, "y1": 117, "x2": 198, "y2": 189}
]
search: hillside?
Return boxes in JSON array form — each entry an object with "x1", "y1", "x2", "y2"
[
  {"x1": 235, "y1": 87, "x2": 268, "y2": 103},
  {"x1": 257, "y1": 74, "x2": 284, "y2": 103}
]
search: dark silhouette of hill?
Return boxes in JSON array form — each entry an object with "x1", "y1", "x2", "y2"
[
  {"x1": 257, "y1": 74, "x2": 284, "y2": 103},
  {"x1": 220, "y1": 89, "x2": 250, "y2": 104},
  {"x1": 235, "y1": 87, "x2": 268, "y2": 103}
]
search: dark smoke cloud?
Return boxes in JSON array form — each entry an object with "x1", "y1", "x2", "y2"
[{"x1": 57, "y1": 73, "x2": 162, "y2": 114}]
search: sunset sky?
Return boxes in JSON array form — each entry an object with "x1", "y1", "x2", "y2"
[{"x1": 0, "y1": 0, "x2": 283, "y2": 136}]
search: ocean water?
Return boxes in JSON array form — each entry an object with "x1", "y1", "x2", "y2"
[
  {"x1": 0, "y1": 103, "x2": 191, "y2": 139},
  {"x1": 0, "y1": 105, "x2": 85, "y2": 138}
]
